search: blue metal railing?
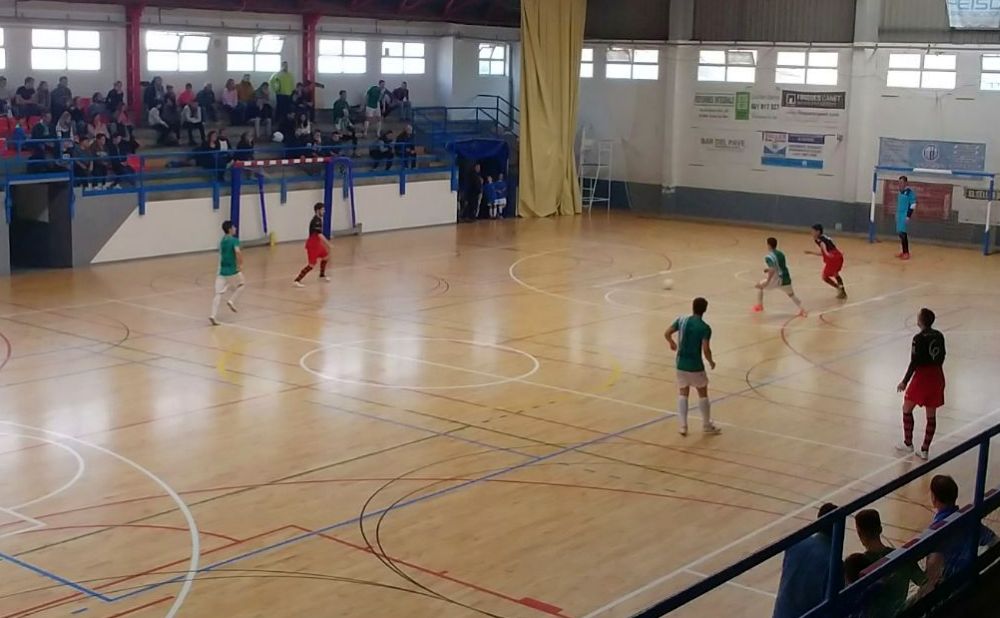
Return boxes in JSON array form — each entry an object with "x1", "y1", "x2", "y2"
[{"x1": 632, "y1": 422, "x2": 1000, "y2": 617}]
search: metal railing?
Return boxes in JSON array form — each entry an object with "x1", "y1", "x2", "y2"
[{"x1": 632, "y1": 421, "x2": 1000, "y2": 617}]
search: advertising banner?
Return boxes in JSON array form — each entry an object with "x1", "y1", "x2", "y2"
[
  {"x1": 946, "y1": 0, "x2": 1000, "y2": 29},
  {"x1": 761, "y1": 132, "x2": 826, "y2": 169},
  {"x1": 878, "y1": 137, "x2": 987, "y2": 172}
]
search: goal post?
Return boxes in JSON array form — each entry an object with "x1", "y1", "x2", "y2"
[{"x1": 870, "y1": 165, "x2": 997, "y2": 255}]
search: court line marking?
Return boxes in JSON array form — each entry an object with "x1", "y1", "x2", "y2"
[
  {"x1": 578, "y1": 404, "x2": 1000, "y2": 618},
  {"x1": 591, "y1": 259, "x2": 734, "y2": 289},
  {"x1": 2, "y1": 433, "x2": 86, "y2": 511},
  {"x1": 0, "y1": 422, "x2": 200, "y2": 618},
  {"x1": 683, "y1": 569, "x2": 776, "y2": 599}
]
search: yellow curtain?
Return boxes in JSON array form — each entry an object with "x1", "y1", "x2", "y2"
[{"x1": 518, "y1": 0, "x2": 586, "y2": 217}]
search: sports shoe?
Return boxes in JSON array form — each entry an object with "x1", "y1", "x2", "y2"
[
  {"x1": 703, "y1": 424, "x2": 723, "y2": 435},
  {"x1": 227, "y1": 300, "x2": 238, "y2": 313},
  {"x1": 895, "y1": 442, "x2": 914, "y2": 454},
  {"x1": 901, "y1": 253, "x2": 911, "y2": 260},
  {"x1": 209, "y1": 316, "x2": 219, "y2": 326},
  {"x1": 917, "y1": 449, "x2": 929, "y2": 460},
  {"x1": 321, "y1": 275, "x2": 332, "y2": 282},
  {"x1": 797, "y1": 309, "x2": 809, "y2": 318},
  {"x1": 837, "y1": 288, "x2": 848, "y2": 300},
  {"x1": 751, "y1": 304, "x2": 764, "y2": 313},
  {"x1": 679, "y1": 425, "x2": 688, "y2": 437},
  {"x1": 292, "y1": 281, "x2": 305, "y2": 288},
  {"x1": 895, "y1": 252, "x2": 905, "y2": 258}
]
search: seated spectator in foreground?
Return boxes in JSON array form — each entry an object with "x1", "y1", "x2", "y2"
[
  {"x1": 221, "y1": 79, "x2": 243, "y2": 125},
  {"x1": 194, "y1": 130, "x2": 227, "y2": 181},
  {"x1": 917, "y1": 475, "x2": 998, "y2": 599},
  {"x1": 61, "y1": 137, "x2": 92, "y2": 185},
  {"x1": 293, "y1": 112, "x2": 312, "y2": 147},
  {"x1": 370, "y1": 130, "x2": 394, "y2": 171},
  {"x1": 106, "y1": 80, "x2": 124, "y2": 113},
  {"x1": 14, "y1": 77, "x2": 40, "y2": 117},
  {"x1": 148, "y1": 103, "x2": 173, "y2": 145},
  {"x1": 89, "y1": 133, "x2": 111, "y2": 188},
  {"x1": 68, "y1": 97, "x2": 87, "y2": 136},
  {"x1": 254, "y1": 82, "x2": 273, "y2": 138},
  {"x1": 0, "y1": 76, "x2": 10, "y2": 115},
  {"x1": 29, "y1": 112, "x2": 56, "y2": 155},
  {"x1": 55, "y1": 111, "x2": 75, "y2": 139},
  {"x1": 854, "y1": 509, "x2": 925, "y2": 617},
  {"x1": 395, "y1": 124, "x2": 416, "y2": 169},
  {"x1": 111, "y1": 103, "x2": 135, "y2": 143},
  {"x1": 177, "y1": 83, "x2": 195, "y2": 107},
  {"x1": 51, "y1": 76, "x2": 72, "y2": 119},
  {"x1": 182, "y1": 100, "x2": 206, "y2": 146},
  {"x1": 772, "y1": 503, "x2": 839, "y2": 618},
  {"x1": 87, "y1": 92, "x2": 107, "y2": 121},
  {"x1": 35, "y1": 81, "x2": 51, "y2": 117},
  {"x1": 143, "y1": 76, "x2": 165, "y2": 110},
  {"x1": 107, "y1": 132, "x2": 135, "y2": 187},
  {"x1": 234, "y1": 132, "x2": 255, "y2": 163},
  {"x1": 842, "y1": 553, "x2": 875, "y2": 618},
  {"x1": 330, "y1": 128, "x2": 358, "y2": 158},
  {"x1": 196, "y1": 83, "x2": 217, "y2": 122},
  {"x1": 332, "y1": 89, "x2": 350, "y2": 131},
  {"x1": 87, "y1": 114, "x2": 110, "y2": 140},
  {"x1": 161, "y1": 99, "x2": 181, "y2": 142}
]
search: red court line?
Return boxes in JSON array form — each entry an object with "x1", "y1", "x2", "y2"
[
  {"x1": 104, "y1": 595, "x2": 172, "y2": 617},
  {"x1": 298, "y1": 525, "x2": 569, "y2": 618},
  {"x1": 16, "y1": 523, "x2": 239, "y2": 543}
]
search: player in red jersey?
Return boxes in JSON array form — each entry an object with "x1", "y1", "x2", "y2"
[
  {"x1": 293, "y1": 202, "x2": 332, "y2": 287},
  {"x1": 896, "y1": 308, "x2": 946, "y2": 460},
  {"x1": 805, "y1": 224, "x2": 846, "y2": 299}
]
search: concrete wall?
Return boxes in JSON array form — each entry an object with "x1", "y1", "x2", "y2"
[{"x1": 91, "y1": 178, "x2": 455, "y2": 263}]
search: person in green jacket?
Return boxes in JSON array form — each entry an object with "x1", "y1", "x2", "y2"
[
  {"x1": 269, "y1": 61, "x2": 295, "y2": 122},
  {"x1": 332, "y1": 89, "x2": 351, "y2": 132},
  {"x1": 364, "y1": 80, "x2": 386, "y2": 137}
]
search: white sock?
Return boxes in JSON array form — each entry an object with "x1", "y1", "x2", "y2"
[
  {"x1": 678, "y1": 396, "x2": 689, "y2": 428},
  {"x1": 757, "y1": 288, "x2": 764, "y2": 306},
  {"x1": 699, "y1": 398, "x2": 712, "y2": 428},
  {"x1": 211, "y1": 292, "x2": 223, "y2": 318}
]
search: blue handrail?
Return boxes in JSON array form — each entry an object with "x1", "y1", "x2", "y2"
[{"x1": 631, "y1": 421, "x2": 1000, "y2": 617}]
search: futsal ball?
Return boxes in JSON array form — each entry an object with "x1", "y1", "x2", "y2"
[
  {"x1": 662, "y1": 278, "x2": 674, "y2": 290},
  {"x1": 272, "y1": 131, "x2": 284, "y2": 143}
]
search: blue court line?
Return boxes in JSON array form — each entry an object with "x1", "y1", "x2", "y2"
[
  {"x1": 0, "y1": 551, "x2": 110, "y2": 601},
  {"x1": 2, "y1": 314, "x2": 914, "y2": 603},
  {"x1": 71, "y1": 607, "x2": 89, "y2": 614}
]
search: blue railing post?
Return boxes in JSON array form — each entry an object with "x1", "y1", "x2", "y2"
[
  {"x1": 399, "y1": 163, "x2": 406, "y2": 196},
  {"x1": 257, "y1": 172, "x2": 268, "y2": 236},
  {"x1": 280, "y1": 167, "x2": 288, "y2": 205},
  {"x1": 230, "y1": 165, "x2": 242, "y2": 232},
  {"x1": 824, "y1": 516, "x2": 846, "y2": 616},
  {"x1": 137, "y1": 156, "x2": 147, "y2": 215},
  {"x1": 966, "y1": 440, "x2": 992, "y2": 576}
]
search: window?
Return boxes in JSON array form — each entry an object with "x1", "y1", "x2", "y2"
[
  {"x1": 697, "y1": 49, "x2": 757, "y2": 83},
  {"x1": 380, "y1": 41, "x2": 425, "y2": 74},
  {"x1": 145, "y1": 31, "x2": 209, "y2": 72},
  {"x1": 31, "y1": 29, "x2": 100, "y2": 71},
  {"x1": 981, "y1": 54, "x2": 1000, "y2": 91},
  {"x1": 606, "y1": 47, "x2": 659, "y2": 80},
  {"x1": 318, "y1": 39, "x2": 367, "y2": 74},
  {"x1": 227, "y1": 35, "x2": 283, "y2": 73},
  {"x1": 775, "y1": 51, "x2": 839, "y2": 86},
  {"x1": 479, "y1": 43, "x2": 507, "y2": 76},
  {"x1": 580, "y1": 47, "x2": 594, "y2": 78},
  {"x1": 886, "y1": 53, "x2": 956, "y2": 89},
  {"x1": 0, "y1": 29, "x2": 5, "y2": 71}
]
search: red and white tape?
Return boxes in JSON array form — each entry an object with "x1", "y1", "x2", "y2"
[{"x1": 234, "y1": 157, "x2": 332, "y2": 168}]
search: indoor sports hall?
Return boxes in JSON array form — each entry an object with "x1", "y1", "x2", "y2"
[{"x1": 2, "y1": 1, "x2": 1000, "y2": 618}]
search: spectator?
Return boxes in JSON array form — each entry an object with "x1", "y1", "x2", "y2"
[
  {"x1": 64, "y1": 137, "x2": 93, "y2": 186},
  {"x1": 88, "y1": 114, "x2": 110, "y2": 140},
  {"x1": 165, "y1": 84, "x2": 177, "y2": 105},
  {"x1": 0, "y1": 76, "x2": 10, "y2": 115},
  {"x1": 111, "y1": 103, "x2": 135, "y2": 143},
  {"x1": 107, "y1": 132, "x2": 135, "y2": 187},
  {"x1": 87, "y1": 92, "x2": 108, "y2": 121},
  {"x1": 332, "y1": 89, "x2": 350, "y2": 131},
  {"x1": 390, "y1": 80, "x2": 411, "y2": 121},
  {"x1": 178, "y1": 83, "x2": 195, "y2": 107},
  {"x1": 330, "y1": 129, "x2": 358, "y2": 158},
  {"x1": 494, "y1": 173, "x2": 508, "y2": 218},
  {"x1": 35, "y1": 81, "x2": 51, "y2": 117},
  {"x1": 51, "y1": 76, "x2": 72, "y2": 118},
  {"x1": 68, "y1": 97, "x2": 86, "y2": 136},
  {"x1": 292, "y1": 82, "x2": 314, "y2": 120},
  {"x1": 254, "y1": 82, "x2": 273, "y2": 138},
  {"x1": 143, "y1": 76, "x2": 165, "y2": 110},
  {"x1": 854, "y1": 509, "x2": 926, "y2": 617},
  {"x1": 29, "y1": 111, "x2": 55, "y2": 156},
  {"x1": 193, "y1": 129, "x2": 220, "y2": 174},
  {"x1": 148, "y1": 103, "x2": 173, "y2": 146},
  {"x1": 221, "y1": 79, "x2": 242, "y2": 125},
  {"x1": 363, "y1": 79, "x2": 385, "y2": 137},
  {"x1": 90, "y1": 133, "x2": 111, "y2": 188},
  {"x1": 917, "y1": 475, "x2": 998, "y2": 598},
  {"x1": 370, "y1": 130, "x2": 394, "y2": 171},
  {"x1": 106, "y1": 80, "x2": 125, "y2": 112},
  {"x1": 237, "y1": 74, "x2": 255, "y2": 107},
  {"x1": 55, "y1": 111, "x2": 75, "y2": 139},
  {"x1": 277, "y1": 111, "x2": 296, "y2": 150},
  {"x1": 460, "y1": 162, "x2": 483, "y2": 221},
  {"x1": 842, "y1": 553, "x2": 875, "y2": 618},
  {"x1": 161, "y1": 99, "x2": 181, "y2": 142},
  {"x1": 269, "y1": 60, "x2": 295, "y2": 120},
  {"x1": 14, "y1": 77, "x2": 40, "y2": 117},
  {"x1": 235, "y1": 131, "x2": 255, "y2": 163},
  {"x1": 293, "y1": 112, "x2": 312, "y2": 146},
  {"x1": 182, "y1": 100, "x2": 206, "y2": 146},
  {"x1": 197, "y1": 83, "x2": 217, "y2": 122},
  {"x1": 772, "y1": 503, "x2": 839, "y2": 618},
  {"x1": 395, "y1": 124, "x2": 416, "y2": 170}
]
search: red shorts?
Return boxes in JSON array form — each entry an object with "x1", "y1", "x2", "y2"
[
  {"x1": 305, "y1": 234, "x2": 328, "y2": 264},
  {"x1": 822, "y1": 251, "x2": 844, "y2": 279},
  {"x1": 905, "y1": 365, "x2": 945, "y2": 408}
]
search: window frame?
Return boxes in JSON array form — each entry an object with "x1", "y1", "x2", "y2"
[
  {"x1": 605, "y1": 46, "x2": 659, "y2": 81},
  {"x1": 144, "y1": 30, "x2": 210, "y2": 73},
  {"x1": 30, "y1": 28, "x2": 101, "y2": 72},
  {"x1": 580, "y1": 47, "x2": 594, "y2": 79},
  {"x1": 226, "y1": 34, "x2": 284, "y2": 73},
  {"x1": 697, "y1": 48, "x2": 757, "y2": 83},
  {"x1": 886, "y1": 52, "x2": 957, "y2": 90},
  {"x1": 478, "y1": 43, "x2": 508, "y2": 76},
  {"x1": 774, "y1": 50, "x2": 840, "y2": 86},
  {"x1": 317, "y1": 38, "x2": 368, "y2": 75},
  {"x1": 981, "y1": 53, "x2": 1000, "y2": 91},
  {"x1": 380, "y1": 40, "x2": 426, "y2": 75}
]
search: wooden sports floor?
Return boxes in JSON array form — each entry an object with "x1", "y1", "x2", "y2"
[{"x1": 2, "y1": 213, "x2": 1000, "y2": 618}]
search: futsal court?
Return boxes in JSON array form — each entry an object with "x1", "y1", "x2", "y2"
[{"x1": 0, "y1": 213, "x2": 998, "y2": 617}]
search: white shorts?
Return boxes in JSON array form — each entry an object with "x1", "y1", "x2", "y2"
[
  {"x1": 763, "y1": 277, "x2": 795, "y2": 294},
  {"x1": 677, "y1": 370, "x2": 709, "y2": 389},
  {"x1": 495, "y1": 198, "x2": 507, "y2": 207},
  {"x1": 214, "y1": 272, "x2": 245, "y2": 294},
  {"x1": 365, "y1": 106, "x2": 381, "y2": 119}
]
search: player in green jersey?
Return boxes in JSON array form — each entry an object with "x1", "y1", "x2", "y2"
[
  {"x1": 209, "y1": 220, "x2": 246, "y2": 325},
  {"x1": 753, "y1": 237, "x2": 806, "y2": 317},
  {"x1": 665, "y1": 297, "x2": 721, "y2": 437}
]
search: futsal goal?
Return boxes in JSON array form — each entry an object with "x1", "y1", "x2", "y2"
[{"x1": 869, "y1": 165, "x2": 997, "y2": 255}]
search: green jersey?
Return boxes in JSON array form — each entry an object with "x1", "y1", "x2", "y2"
[
  {"x1": 332, "y1": 99, "x2": 349, "y2": 121},
  {"x1": 672, "y1": 315, "x2": 711, "y2": 372},
  {"x1": 219, "y1": 235, "x2": 240, "y2": 276},
  {"x1": 863, "y1": 547, "x2": 926, "y2": 618},
  {"x1": 766, "y1": 249, "x2": 792, "y2": 286},
  {"x1": 366, "y1": 86, "x2": 382, "y2": 108}
]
